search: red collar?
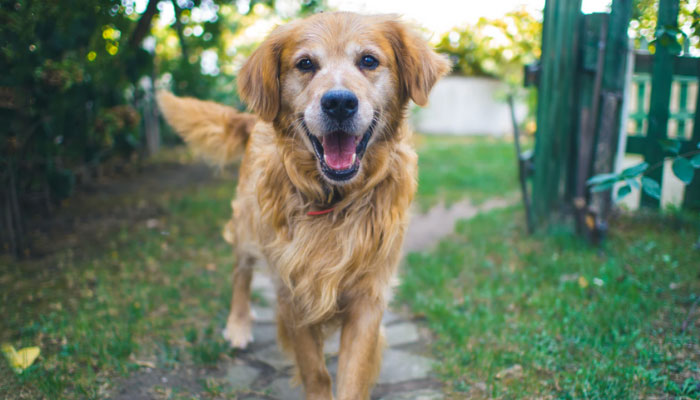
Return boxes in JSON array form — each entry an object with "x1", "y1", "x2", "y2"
[
  {"x1": 307, "y1": 186, "x2": 339, "y2": 216},
  {"x1": 307, "y1": 207, "x2": 335, "y2": 216}
]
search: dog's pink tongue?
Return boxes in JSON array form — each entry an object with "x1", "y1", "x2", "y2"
[{"x1": 322, "y1": 132, "x2": 356, "y2": 170}]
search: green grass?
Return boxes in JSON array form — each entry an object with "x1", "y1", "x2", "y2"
[
  {"x1": 398, "y1": 206, "x2": 700, "y2": 399},
  {"x1": 0, "y1": 180, "x2": 242, "y2": 399},
  {"x1": 415, "y1": 135, "x2": 520, "y2": 209}
]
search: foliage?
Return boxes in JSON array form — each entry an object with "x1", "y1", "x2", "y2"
[
  {"x1": 630, "y1": 0, "x2": 700, "y2": 53},
  {"x1": 398, "y1": 206, "x2": 700, "y2": 398},
  {"x1": 587, "y1": 141, "x2": 700, "y2": 202},
  {"x1": 0, "y1": 0, "x2": 327, "y2": 257},
  {"x1": 435, "y1": 8, "x2": 542, "y2": 85}
]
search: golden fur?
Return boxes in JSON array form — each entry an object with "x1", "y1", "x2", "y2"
[{"x1": 158, "y1": 12, "x2": 449, "y2": 400}]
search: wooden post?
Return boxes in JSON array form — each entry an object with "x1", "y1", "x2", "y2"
[
  {"x1": 682, "y1": 72, "x2": 700, "y2": 209},
  {"x1": 574, "y1": 13, "x2": 607, "y2": 236},
  {"x1": 641, "y1": 0, "x2": 680, "y2": 208},
  {"x1": 532, "y1": 0, "x2": 583, "y2": 228},
  {"x1": 589, "y1": 0, "x2": 633, "y2": 222}
]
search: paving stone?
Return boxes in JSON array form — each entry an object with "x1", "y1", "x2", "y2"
[
  {"x1": 382, "y1": 310, "x2": 403, "y2": 325},
  {"x1": 251, "y1": 274, "x2": 275, "y2": 291},
  {"x1": 324, "y1": 330, "x2": 341, "y2": 355},
  {"x1": 323, "y1": 318, "x2": 415, "y2": 355},
  {"x1": 252, "y1": 322, "x2": 277, "y2": 344},
  {"x1": 385, "y1": 322, "x2": 420, "y2": 347},
  {"x1": 266, "y1": 377, "x2": 304, "y2": 400},
  {"x1": 225, "y1": 363, "x2": 259, "y2": 388},
  {"x1": 379, "y1": 389, "x2": 444, "y2": 400},
  {"x1": 252, "y1": 306, "x2": 275, "y2": 323},
  {"x1": 252, "y1": 344, "x2": 293, "y2": 370},
  {"x1": 377, "y1": 349, "x2": 434, "y2": 385},
  {"x1": 326, "y1": 349, "x2": 434, "y2": 386}
]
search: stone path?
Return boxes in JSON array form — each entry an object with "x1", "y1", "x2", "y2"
[
  {"x1": 221, "y1": 198, "x2": 514, "y2": 400},
  {"x1": 223, "y1": 274, "x2": 441, "y2": 400}
]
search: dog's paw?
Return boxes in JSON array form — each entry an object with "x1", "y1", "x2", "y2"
[{"x1": 222, "y1": 319, "x2": 254, "y2": 349}]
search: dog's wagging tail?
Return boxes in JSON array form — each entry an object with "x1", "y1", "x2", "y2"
[{"x1": 157, "y1": 11, "x2": 450, "y2": 400}]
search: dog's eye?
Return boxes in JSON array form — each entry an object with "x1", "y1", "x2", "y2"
[
  {"x1": 296, "y1": 58, "x2": 314, "y2": 72},
  {"x1": 359, "y1": 55, "x2": 379, "y2": 70}
]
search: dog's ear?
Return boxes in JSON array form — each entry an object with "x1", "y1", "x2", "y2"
[
  {"x1": 237, "y1": 25, "x2": 289, "y2": 122},
  {"x1": 384, "y1": 20, "x2": 452, "y2": 106}
]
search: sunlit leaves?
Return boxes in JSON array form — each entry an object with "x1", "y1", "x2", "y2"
[{"x1": 436, "y1": 8, "x2": 542, "y2": 85}]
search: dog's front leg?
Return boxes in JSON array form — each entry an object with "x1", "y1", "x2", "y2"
[
  {"x1": 277, "y1": 299, "x2": 333, "y2": 400},
  {"x1": 223, "y1": 254, "x2": 255, "y2": 348},
  {"x1": 336, "y1": 297, "x2": 384, "y2": 400}
]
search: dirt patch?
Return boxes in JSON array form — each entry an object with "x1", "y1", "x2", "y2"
[
  {"x1": 110, "y1": 364, "x2": 225, "y2": 400},
  {"x1": 403, "y1": 197, "x2": 516, "y2": 254},
  {"x1": 19, "y1": 157, "x2": 230, "y2": 260}
]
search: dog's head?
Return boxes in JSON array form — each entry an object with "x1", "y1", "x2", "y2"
[{"x1": 238, "y1": 12, "x2": 450, "y2": 184}]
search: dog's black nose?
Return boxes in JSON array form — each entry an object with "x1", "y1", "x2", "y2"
[{"x1": 321, "y1": 90, "x2": 358, "y2": 122}]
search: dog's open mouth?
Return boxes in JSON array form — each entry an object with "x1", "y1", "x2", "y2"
[{"x1": 305, "y1": 121, "x2": 375, "y2": 182}]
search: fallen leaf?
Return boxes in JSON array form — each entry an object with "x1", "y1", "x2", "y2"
[
  {"x1": 578, "y1": 276, "x2": 589, "y2": 288},
  {"x1": 2, "y1": 344, "x2": 40, "y2": 374}
]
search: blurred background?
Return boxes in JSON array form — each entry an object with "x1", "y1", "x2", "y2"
[
  {"x1": 2, "y1": 0, "x2": 698, "y2": 257},
  {"x1": 2, "y1": 1, "x2": 700, "y2": 399}
]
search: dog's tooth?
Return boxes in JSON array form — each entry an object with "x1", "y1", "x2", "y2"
[
  {"x1": 352, "y1": 153, "x2": 356, "y2": 164},
  {"x1": 324, "y1": 154, "x2": 329, "y2": 164}
]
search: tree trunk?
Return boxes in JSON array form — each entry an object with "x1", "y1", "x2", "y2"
[{"x1": 128, "y1": 0, "x2": 159, "y2": 49}]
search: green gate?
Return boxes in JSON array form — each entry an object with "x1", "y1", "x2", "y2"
[
  {"x1": 626, "y1": 51, "x2": 700, "y2": 209},
  {"x1": 528, "y1": 0, "x2": 700, "y2": 236}
]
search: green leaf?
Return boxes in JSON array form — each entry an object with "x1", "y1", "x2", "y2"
[
  {"x1": 659, "y1": 139, "x2": 681, "y2": 155},
  {"x1": 621, "y1": 162, "x2": 649, "y2": 178},
  {"x1": 672, "y1": 157, "x2": 694, "y2": 184},
  {"x1": 616, "y1": 185, "x2": 632, "y2": 201},
  {"x1": 691, "y1": 154, "x2": 700, "y2": 168},
  {"x1": 641, "y1": 177, "x2": 661, "y2": 200},
  {"x1": 591, "y1": 180, "x2": 616, "y2": 193},
  {"x1": 587, "y1": 173, "x2": 619, "y2": 186},
  {"x1": 626, "y1": 178, "x2": 640, "y2": 190}
]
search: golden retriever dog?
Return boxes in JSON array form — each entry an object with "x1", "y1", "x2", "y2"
[{"x1": 158, "y1": 11, "x2": 449, "y2": 399}]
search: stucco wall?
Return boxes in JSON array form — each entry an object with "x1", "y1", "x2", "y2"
[{"x1": 411, "y1": 76, "x2": 528, "y2": 136}]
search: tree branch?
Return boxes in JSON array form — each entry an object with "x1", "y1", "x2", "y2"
[
  {"x1": 171, "y1": 0, "x2": 190, "y2": 61},
  {"x1": 127, "y1": 0, "x2": 159, "y2": 49}
]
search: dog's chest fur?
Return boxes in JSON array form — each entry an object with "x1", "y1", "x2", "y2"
[{"x1": 227, "y1": 123, "x2": 417, "y2": 323}]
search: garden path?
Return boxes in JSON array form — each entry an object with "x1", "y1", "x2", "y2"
[{"x1": 212, "y1": 198, "x2": 514, "y2": 400}]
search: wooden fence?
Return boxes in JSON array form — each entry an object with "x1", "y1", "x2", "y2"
[
  {"x1": 625, "y1": 52, "x2": 700, "y2": 209},
  {"x1": 528, "y1": 0, "x2": 700, "y2": 235}
]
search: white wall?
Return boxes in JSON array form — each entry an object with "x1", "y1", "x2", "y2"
[{"x1": 411, "y1": 76, "x2": 528, "y2": 136}]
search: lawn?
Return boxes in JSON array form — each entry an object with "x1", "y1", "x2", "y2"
[
  {"x1": 1, "y1": 168, "x2": 242, "y2": 399},
  {"x1": 414, "y1": 135, "x2": 519, "y2": 209},
  {"x1": 398, "y1": 207, "x2": 700, "y2": 399}
]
